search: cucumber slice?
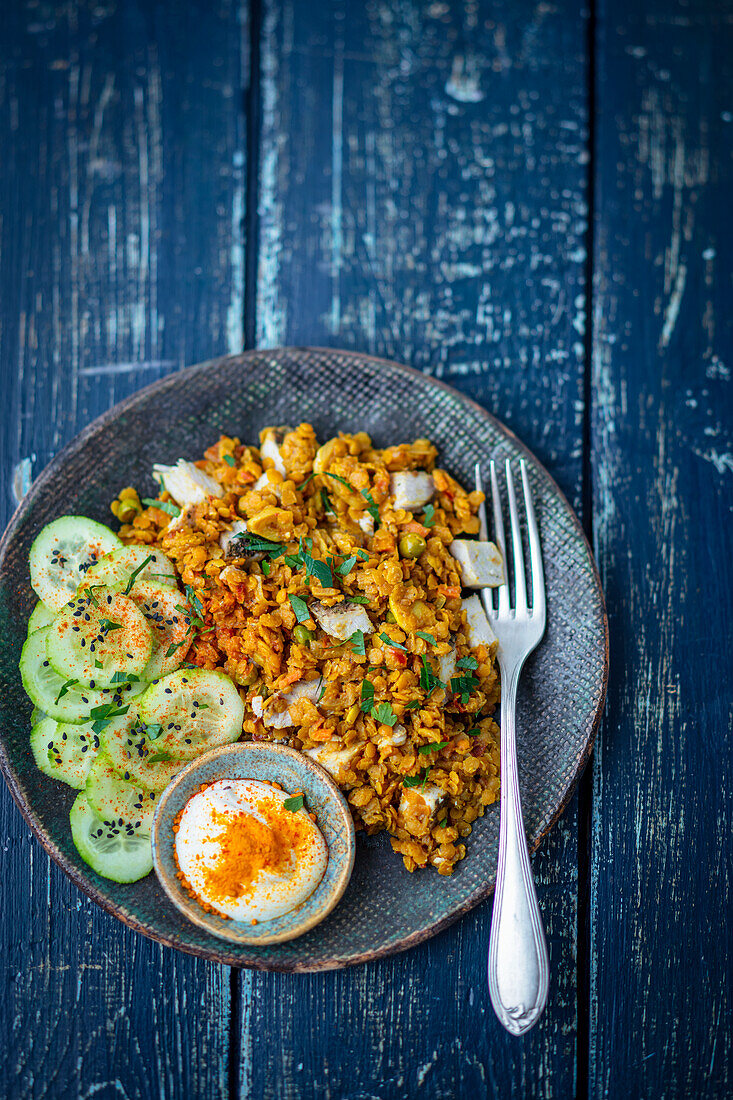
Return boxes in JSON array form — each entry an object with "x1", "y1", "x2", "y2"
[
  {"x1": 46, "y1": 587, "x2": 153, "y2": 688},
  {"x1": 85, "y1": 751, "x2": 160, "y2": 833},
  {"x1": 29, "y1": 516, "x2": 122, "y2": 612},
  {"x1": 28, "y1": 602, "x2": 55, "y2": 634},
  {"x1": 31, "y1": 705, "x2": 48, "y2": 725},
  {"x1": 127, "y1": 581, "x2": 193, "y2": 679},
  {"x1": 85, "y1": 545, "x2": 177, "y2": 590},
  {"x1": 137, "y1": 668, "x2": 244, "y2": 760},
  {"x1": 30, "y1": 715, "x2": 99, "y2": 789},
  {"x1": 20, "y1": 626, "x2": 145, "y2": 723},
  {"x1": 101, "y1": 719, "x2": 186, "y2": 790},
  {"x1": 70, "y1": 792, "x2": 153, "y2": 883}
]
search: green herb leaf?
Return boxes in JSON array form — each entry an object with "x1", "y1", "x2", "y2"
[
  {"x1": 323, "y1": 472, "x2": 380, "y2": 528},
  {"x1": 304, "y1": 553, "x2": 333, "y2": 588},
  {"x1": 322, "y1": 471, "x2": 352, "y2": 489},
  {"x1": 422, "y1": 503, "x2": 435, "y2": 527},
  {"x1": 349, "y1": 629, "x2": 366, "y2": 656},
  {"x1": 360, "y1": 680, "x2": 375, "y2": 714},
  {"x1": 320, "y1": 487, "x2": 334, "y2": 514},
  {"x1": 98, "y1": 618, "x2": 122, "y2": 633},
  {"x1": 123, "y1": 553, "x2": 155, "y2": 594},
  {"x1": 261, "y1": 559, "x2": 271, "y2": 576},
  {"x1": 356, "y1": 549, "x2": 370, "y2": 561},
  {"x1": 283, "y1": 794, "x2": 305, "y2": 813},
  {"x1": 288, "y1": 594, "x2": 310, "y2": 623},
  {"x1": 316, "y1": 678, "x2": 327, "y2": 702},
  {"x1": 142, "y1": 498, "x2": 181, "y2": 517},
  {"x1": 372, "y1": 702, "x2": 398, "y2": 727},
  {"x1": 89, "y1": 702, "x2": 129, "y2": 720},
  {"x1": 449, "y1": 675, "x2": 478, "y2": 696},
  {"x1": 94, "y1": 659, "x2": 103, "y2": 669},
  {"x1": 346, "y1": 595, "x2": 370, "y2": 605},
  {"x1": 379, "y1": 631, "x2": 407, "y2": 653},
  {"x1": 223, "y1": 454, "x2": 236, "y2": 466},
  {"x1": 418, "y1": 741, "x2": 449, "y2": 754},
  {"x1": 336, "y1": 555, "x2": 357, "y2": 577},
  {"x1": 297, "y1": 473, "x2": 315, "y2": 491},
  {"x1": 466, "y1": 727, "x2": 481, "y2": 736},
  {"x1": 456, "y1": 656, "x2": 478, "y2": 671},
  {"x1": 184, "y1": 585, "x2": 204, "y2": 615},
  {"x1": 165, "y1": 639, "x2": 187, "y2": 659},
  {"x1": 403, "y1": 769, "x2": 430, "y2": 789},
  {"x1": 419, "y1": 655, "x2": 445, "y2": 694},
  {"x1": 405, "y1": 700, "x2": 422, "y2": 710},
  {"x1": 54, "y1": 678, "x2": 79, "y2": 704},
  {"x1": 143, "y1": 723, "x2": 163, "y2": 741},
  {"x1": 416, "y1": 631, "x2": 437, "y2": 646},
  {"x1": 146, "y1": 751, "x2": 174, "y2": 763},
  {"x1": 109, "y1": 670, "x2": 139, "y2": 684}
]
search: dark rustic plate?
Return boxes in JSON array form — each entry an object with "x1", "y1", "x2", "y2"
[{"x1": 0, "y1": 348, "x2": 608, "y2": 971}]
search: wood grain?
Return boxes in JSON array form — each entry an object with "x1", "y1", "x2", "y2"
[
  {"x1": 0, "y1": 1, "x2": 247, "y2": 1095},
  {"x1": 246, "y1": 1, "x2": 589, "y2": 1095},
  {"x1": 590, "y1": 0, "x2": 733, "y2": 1095}
]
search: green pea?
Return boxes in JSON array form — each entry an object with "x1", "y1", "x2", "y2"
[
  {"x1": 399, "y1": 533, "x2": 427, "y2": 559},
  {"x1": 293, "y1": 624, "x2": 313, "y2": 646}
]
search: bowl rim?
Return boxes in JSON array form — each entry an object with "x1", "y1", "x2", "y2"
[
  {"x1": 150, "y1": 741, "x2": 357, "y2": 945},
  {"x1": 0, "y1": 346, "x2": 609, "y2": 970}
]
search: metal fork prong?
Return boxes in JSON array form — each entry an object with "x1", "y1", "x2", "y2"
[
  {"x1": 505, "y1": 459, "x2": 527, "y2": 613},
  {"x1": 489, "y1": 460, "x2": 510, "y2": 615},
  {"x1": 520, "y1": 458, "x2": 545, "y2": 618},
  {"x1": 475, "y1": 462, "x2": 489, "y2": 541}
]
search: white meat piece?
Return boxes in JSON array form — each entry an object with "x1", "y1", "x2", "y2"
[
  {"x1": 449, "y1": 539, "x2": 504, "y2": 587},
  {"x1": 438, "y1": 644, "x2": 457, "y2": 684},
  {"x1": 376, "y1": 723, "x2": 408, "y2": 751},
  {"x1": 304, "y1": 741, "x2": 363, "y2": 783},
  {"x1": 357, "y1": 512, "x2": 374, "y2": 535},
  {"x1": 260, "y1": 426, "x2": 292, "y2": 476},
  {"x1": 398, "y1": 783, "x2": 445, "y2": 821},
  {"x1": 253, "y1": 472, "x2": 270, "y2": 491},
  {"x1": 219, "y1": 520, "x2": 248, "y2": 556},
  {"x1": 166, "y1": 503, "x2": 197, "y2": 533},
  {"x1": 152, "y1": 460, "x2": 223, "y2": 507},
  {"x1": 461, "y1": 595, "x2": 497, "y2": 648},
  {"x1": 251, "y1": 679, "x2": 322, "y2": 729},
  {"x1": 389, "y1": 471, "x2": 435, "y2": 511},
  {"x1": 310, "y1": 600, "x2": 374, "y2": 641}
]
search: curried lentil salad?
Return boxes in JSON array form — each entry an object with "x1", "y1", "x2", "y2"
[{"x1": 110, "y1": 424, "x2": 503, "y2": 875}]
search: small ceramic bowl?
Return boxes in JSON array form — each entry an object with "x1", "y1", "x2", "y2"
[{"x1": 151, "y1": 742, "x2": 355, "y2": 945}]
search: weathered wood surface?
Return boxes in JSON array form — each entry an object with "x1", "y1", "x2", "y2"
[
  {"x1": 590, "y1": 1, "x2": 733, "y2": 1096},
  {"x1": 247, "y1": 2, "x2": 588, "y2": 1097},
  {"x1": 0, "y1": 1, "x2": 245, "y2": 1096},
  {"x1": 2, "y1": 0, "x2": 732, "y2": 1096}
]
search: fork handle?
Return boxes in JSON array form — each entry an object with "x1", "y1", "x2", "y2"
[{"x1": 487, "y1": 662, "x2": 549, "y2": 1035}]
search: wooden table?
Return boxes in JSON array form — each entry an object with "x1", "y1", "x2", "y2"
[{"x1": 1, "y1": 2, "x2": 731, "y2": 1097}]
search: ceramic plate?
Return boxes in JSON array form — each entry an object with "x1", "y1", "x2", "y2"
[{"x1": 0, "y1": 348, "x2": 608, "y2": 971}]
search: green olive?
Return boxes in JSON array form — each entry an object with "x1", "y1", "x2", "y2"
[
  {"x1": 117, "y1": 500, "x2": 142, "y2": 523},
  {"x1": 293, "y1": 624, "x2": 313, "y2": 646},
  {"x1": 399, "y1": 533, "x2": 427, "y2": 559}
]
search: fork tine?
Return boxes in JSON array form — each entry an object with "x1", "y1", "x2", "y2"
[
  {"x1": 475, "y1": 462, "x2": 489, "y2": 541},
  {"x1": 489, "y1": 460, "x2": 510, "y2": 615},
  {"x1": 520, "y1": 458, "x2": 545, "y2": 618},
  {"x1": 505, "y1": 459, "x2": 527, "y2": 612}
]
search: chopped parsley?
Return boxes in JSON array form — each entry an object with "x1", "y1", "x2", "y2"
[
  {"x1": 372, "y1": 702, "x2": 398, "y2": 727},
  {"x1": 98, "y1": 618, "x2": 122, "y2": 633},
  {"x1": 321, "y1": 488, "x2": 334, "y2": 514},
  {"x1": 449, "y1": 674, "x2": 479, "y2": 704},
  {"x1": 54, "y1": 678, "x2": 79, "y2": 704},
  {"x1": 223, "y1": 454, "x2": 236, "y2": 467},
  {"x1": 123, "y1": 554, "x2": 155, "y2": 595},
  {"x1": 346, "y1": 595, "x2": 370, "y2": 605},
  {"x1": 316, "y1": 678, "x2": 327, "y2": 702},
  {"x1": 322, "y1": 471, "x2": 380, "y2": 528},
  {"x1": 142, "y1": 498, "x2": 181, "y2": 517},
  {"x1": 297, "y1": 473, "x2": 315, "y2": 491},
  {"x1": 349, "y1": 629, "x2": 366, "y2": 656},
  {"x1": 416, "y1": 631, "x2": 437, "y2": 646},
  {"x1": 109, "y1": 670, "x2": 139, "y2": 684},
  {"x1": 142, "y1": 723, "x2": 163, "y2": 741},
  {"x1": 419, "y1": 655, "x2": 445, "y2": 694},
  {"x1": 403, "y1": 769, "x2": 430, "y2": 789},
  {"x1": 146, "y1": 750, "x2": 174, "y2": 763},
  {"x1": 360, "y1": 680, "x2": 375, "y2": 714},
  {"x1": 379, "y1": 632, "x2": 407, "y2": 652},
  {"x1": 165, "y1": 639, "x2": 187, "y2": 659},
  {"x1": 288, "y1": 594, "x2": 310, "y2": 623},
  {"x1": 422, "y1": 503, "x2": 436, "y2": 527},
  {"x1": 418, "y1": 741, "x2": 449, "y2": 754},
  {"x1": 336, "y1": 555, "x2": 358, "y2": 577},
  {"x1": 457, "y1": 656, "x2": 478, "y2": 671},
  {"x1": 356, "y1": 549, "x2": 370, "y2": 561},
  {"x1": 466, "y1": 727, "x2": 481, "y2": 736},
  {"x1": 405, "y1": 700, "x2": 422, "y2": 710},
  {"x1": 283, "y1": 794, "x2": 305, "y2": 813}
]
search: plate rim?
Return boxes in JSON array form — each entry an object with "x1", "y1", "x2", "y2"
[{"x1": 0, "y1": 347, "x2": 609, "y2": 971}]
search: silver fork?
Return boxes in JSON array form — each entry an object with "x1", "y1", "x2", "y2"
[{"x1": 475, "y1": 458, "x2": 549, "y2": 1036}]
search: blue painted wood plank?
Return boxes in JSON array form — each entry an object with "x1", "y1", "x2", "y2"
[
  {"x1": 590, "y1": 1, "x2": 733, "y2": 1096},
  {"x1": 246, "y1": 2, "x2": 589, "y2": 1096},
  {"x1": 0, "y1": 1, "x2": 247, "y2": 1095}
]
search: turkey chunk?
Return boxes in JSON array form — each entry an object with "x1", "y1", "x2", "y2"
[
  {"x1": 251, "y1": 679, "x2": 322, "y2": 729},
  {"x1": 449, "y1": 540, "x2": 504, "y2": 587},
  {"x1": 389, "y1": 471, "x2": 435, "y2": 511},
  {"x1": 152, "y1": 460, "x2": 223, "y2": 507},
  {"x1": 311, "y1": 600, "x2": 373, "y2": 641},
  {"x1": 461, "y1": 595, "x2": 497, "y2": 648}
]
